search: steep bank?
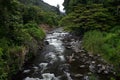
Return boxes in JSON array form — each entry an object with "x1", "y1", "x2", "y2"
[{"x1": 0, "y1": 0, "x2": 60, "y2": 80}]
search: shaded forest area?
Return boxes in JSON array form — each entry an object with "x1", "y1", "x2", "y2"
[
  {"x1": 60, "y1": 0, "x2": 120, "y2": 79},
  {"x1": 0, "y1": 0, "x2": 60, "y2": 80}
]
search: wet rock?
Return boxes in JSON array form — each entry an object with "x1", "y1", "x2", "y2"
[
  {"x1": 65, "y1": 46, "x2": 71, "y2": 49},
  {"x1": 97, "y1": 70, "x2": 102, "y2": 73},
  {"x1": 39, "y1": 63, "x2": 48, "y2": 68},
  {"x1": 80, "y1": 54, "x2": 86, "y2": 57},
  {"x1": 97, "y1": 64, "x2": 102, "y2": 67},
  {"x1": 79, "y1": 50, "x2": 85, "y2": 53},
  {"x1": 101, "y1": 65, "x2": 106, "y2": 70},
  {"x1": 84, "y1": 76, "x2": 89, "y2": 80},
  {"x1": 89, "y1": 64, "x2": 95, "y2": 72},
  {"x1": 74, "y1": 74, "x2": 83, "y2": 78},
  {"x1": 44, "y1": 40, "x2": 49, "y2": 45},
  {"x1": 33, "y1": 66, "x2": 39, "y2": 71},
  {"x1": 93, "y1": 56, "x2": 98, "y2": 59},
  {"x1": 24, "y1": 77, "x2": 40, "y2": 80},
  {"x1": 42, "y1": 73, "x2": 58, "y2": 80},
  {"x1": 74, "y1": 56, "x2": 79, "y2": 59},
  {"x1": 79, "y1": 65, "x2": 85, "y2": 68},
  {"x1": 84, "y1": 56, "x2": 88, "y2": 59},
  {"x1": 85, "y1": 61, "x2": 91, "y2": 64},
  {"x1": 23, "y1": 70, "x2": 30, "y2": 73},
  {"x1": 81, "y1": 59, "x2": 86, "y2": 62},
  {"x1": 104, "y1": 70, "x2": 109, "y2": 74},
  {"x1": 91, "y1": 61, "x2": 95, "y2": 64},
  {"x1": 113, "y1": 72, "x2": 116, "y2": 75},
  {"x1": 97, "y1": 54, "x2": 101, "y2": 57},
  {"x1": 59, "y1": 64, "x2": 70, "y2": 72},
  {"x1": 64, "y1": 72, "x2": 73, "y2": 80},
  {"x1": 89, "y1": 54, "x2": 93, "y2": 57},
  {"x1": 87, "y1": 72, "x2": 92, "y2": 75}
]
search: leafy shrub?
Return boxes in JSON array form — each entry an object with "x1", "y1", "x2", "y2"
[
  {"x1": 83, "y1": 30, "x2": 120, "y2": 69},
  {"x1": 83, "y1": 30, "x2": 104, "y2": 54},
  {"x1": 28, "y1": 27, "x2": 45, "y2": 40},
  {"x1": 102, "y1": 33, "x2": 120, "y2": 68},
  {"x1": 0, "y1": 48, "x2": 7, "y2": 80}
]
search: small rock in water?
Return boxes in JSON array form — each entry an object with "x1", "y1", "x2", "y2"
[
  {"x1": 97, "y1": 54, "x2": 101, "y2": 57},
  {"x1": 84, "y1": 56, "x2": 88, "y2": 59},
  {"x1": 44, "y1": 41, "x2": 49, "y2": 45},
  {"x1": 89, "y1": 64, "x2": 95, "y2": 72},
  {"x1": 89, "y1": 54, "x2": 93, "y2": 57},
  {"x1": 81, "y1": 54, "x2": 86, "y2": 57},
  {"x1": 23, "y1": 70, "x2": 30, "y2": 73},
  {"x1": 42, "y1": 73, "x2": 58, "y2": 80},
  {"x1": 104, "y1": 70, "x2": 109, "y2": 74},
  {"x1": 74, "y1": 74, "x2": 83, "y2": 78},
  {"x1": 39, "y1": 63, "x2": 48, "y2": 68},
  {"x1": 97, "y1": 70, "x2": 102, "y2": 73},
  {"x1": 66, "y1": 46, "x2": 71, "y2": 49},
  {"x1": 79, "y1": 50, "x2": 85, "y2": 53},
  {"x1": 101, "y1": 65, "x2": 106, "y2": 70},
  {"x1": 84, "y1": 76, "x2": 89, "y2": 80},
  {"x1": 113, "y1": 72, "x2": 116, "y2": 75},
  {"x1": 24, "y1": 77, "x2": 40, "y2": 80},
  {"x1": 33, "y1": 66, "x2": 38, "y2": 70},
  {"x1": 97, "y1": 64, "x2": 102, "y2": 67},
  {"x1": 79, "y1": 65, "x2": 85, "y2": 68},
  {"x1": 91, "y1": 61, "x2": 95, "y2": 64},
  {"x1": 85, "y1": 61, "x2": 91, "y2": 64},
  {"x1": 87, "y1": 72, "x2": 92, "y2": 75}
]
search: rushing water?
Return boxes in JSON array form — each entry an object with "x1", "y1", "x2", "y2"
[
  {"x1": 15, "y1": 28, "x2": 116, "y2": 80},
  {"x1": 16, "y1": 28, "x2": 73, "y2": 80}
]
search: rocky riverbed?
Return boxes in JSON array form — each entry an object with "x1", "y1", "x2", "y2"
[
  {"x1": 62, "y1": 34, "x2": 116, "y2": 80},
  {"x1": 13, "y1": 28, "x2": 117, "y2": 80}
]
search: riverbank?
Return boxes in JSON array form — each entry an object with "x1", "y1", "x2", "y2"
[{"x1": 62, "y1": 34, "x2": 117, "y2": 80}]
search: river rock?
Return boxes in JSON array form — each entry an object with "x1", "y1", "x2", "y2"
[
  {"x1": 85, "y1": 61, "x2": 91, "y2": 64},
  {"x1": 23, "y1": 70, "x2": 30, "y2": 73},
  {"x1": 79, "y1": 50, "x2": 85, "y2": 53},
  {"x1": 79, "y1": 65, "x2": 85, "y2": 68},
  {"x1": 97, "y1": 69, "x2": 102, "y2": 73},
  {"x1": 80, "y1": 54, "x2": 86, "y2": 57},
  {"x1": 33, "y1": 66, "x2": 39, "y2": 72},
  {"x1": 91, "y1": 61, "x2": 95, "y2": 64},
  {"x1": 87, "y1": 72, "x2": 92, "y2": 75},
  {"x1": 101, "y1": 65, "x2": 106, "y2": 70},
  {"x1": 44, "y1": 41, "x2": 49, "y2": 45},
  {"x1": 42, "y1": 73, "x2": 58, "y2": 80},
  {"x1": 104, "y1": 70, "x2": 109, "y2": 74},
  {"x1": 89, "y1": 54, "x2": 93, "y2": 57},
  {"x1": 89, "y1": 64, "x2": 95, "y2": 72},
  {"x1": 84, "y1": 76, "x2": 89, "y2": 80},
  {"x1": 74, "y1": 74, "x2": 83, "y2": 78},
  {"x1": 97, "y1": 64, "x2": 102, "y2": 67},
  {"x1": 65, "y1": 46, "x2": 71, "y2": 49},
  {"x1": 24, "y1": 77, "x2": 40, "y2": 80},
  {"x1": 39, "y1": 63, "x2": 48, "y2": 68}
]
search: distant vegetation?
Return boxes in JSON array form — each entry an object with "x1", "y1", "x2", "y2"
[
  {"x1": 60, "y1": 0, "x2": 120, "y2": 78},
  {"x1": 0, "y1": 0, "x2": 60, "y2": 79}
]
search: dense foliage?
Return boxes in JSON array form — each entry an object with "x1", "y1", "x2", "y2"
[
  {"x1": 61, "y1": 0, "x2": 120, "y2": 78},
  {"x1": 0, "y1": 0, "x2": 60, "y2": 79}
]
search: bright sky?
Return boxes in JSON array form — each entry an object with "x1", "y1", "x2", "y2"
[{"x1": 43, "y1": 0, "x2": 64, "y2": 12}]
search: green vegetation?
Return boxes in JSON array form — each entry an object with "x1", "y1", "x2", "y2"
[
  {"x1": 82, "y1": 30, "x2": 120, "y2": 68},
  {"x1": 61, "y1": 0, "x2": 120, "y2": 77},
  {"x1": 0, "y1": 0, "x2": 60, "y2": 79}
]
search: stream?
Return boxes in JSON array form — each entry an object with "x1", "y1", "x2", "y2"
[{"x1": 14, "y1": 28, "x2": 116, "y2": 80}]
